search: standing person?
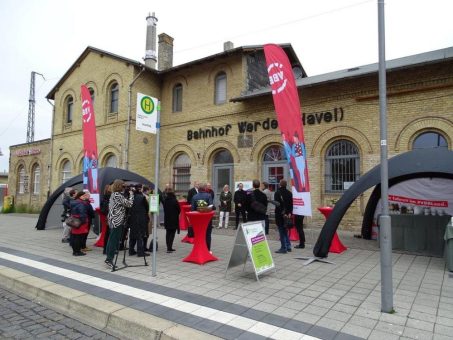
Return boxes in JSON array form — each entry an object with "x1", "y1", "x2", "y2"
[
  {"x1": 274, "y1": 179, "x2": 293, "y2": 254},
  {"x1": 142, "y1": 185, "x2": 152, "y2": 251},
  {"x1": 186, "y1": 181, "x2": 199, "y2": 205},
  {"x1": 206, "y1": 182, "x2": 215, "y2": 205},
  {"x1": 191, "y1": 183, "x2": 214, "y2": 251},
  {"x1": 104, "y1": 180, "x2": 134, "y2": 269},
  {"x1": 247, "y1": 179, "x2": 268, "y2": 222},
  {"x1": 262, "y1": 182, "x2": 273, "y2": 235},
  {"x1": 99, "y1": 184, "x2": 111, "y2": 255},
  {"x1": 294, "y1": 215, "x2": 305, "y2": 248},
  {"x1": 218, "y1": 184, "x2": 232, "y2": 229},
  {"x1": 233, "y1": 183, "x2": 247, "y2": 230},
  {"x1": 163, "y1": 188, "x2": 180, "y2": 253},
  {"x1": 61, "y1": 188, "x2": 77, "y2": 243},
  {"x1": 69, "y1": 191, "x2": 94, "y2": 256},
  {"x1": 128, "y1": 184, "x2": 150, "y2": 257}
]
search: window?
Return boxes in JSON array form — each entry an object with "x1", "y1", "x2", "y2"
[
  {"x1": 172, "y1": 84, "x2": 183, "y2": 112},
  {"x1": 325, "y1": 140, "x2": 360, "y2": 192},
  {"x1": 31, "y1": 164, "x2": 40, "y2": 194},
  {"x1": 61, "y1": 160, "x2": 72, "y2": 184},
  {"x1": 105, "y1": 154, "x2": 118, "y2": 168},
  {"x1": 413, "y1": 131, "x2": 447, "y2": 149},
  {"x1": 66, "y1": 96, "x2": 74, "y2": 123},
  {"x1": 213, "y1": 149, "x2": 233, "y2": 164},
  {"x1": 89, "y1": 87, "x2": 95, "y2": 103},
  {"x1": 214, "y1": 72, "x2": 227, "y2": 104},
  {"x1": 172, "y1": 153, "x2": 191, "y2": 196},
  {"x1": 263, "y1": 146, "x2": 288, "y2": 192},
  {"x1": 18, "y1": 166, "x2": 25, "y2": 194},
  {"x1": 110, "y1": 82, "x2": 119, "y2": 113}
]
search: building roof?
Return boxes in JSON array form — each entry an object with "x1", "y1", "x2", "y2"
[
  {"x1": 231, "y1": 46, "x2": 453, "y2": 102},
  {"x1": 46, "y1": 44, "x2": 305, "y2": 100}
]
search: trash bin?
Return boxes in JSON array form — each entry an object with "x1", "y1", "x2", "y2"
[{"x1": 444, "y1": 219, "x2": 453, "y2": 272}]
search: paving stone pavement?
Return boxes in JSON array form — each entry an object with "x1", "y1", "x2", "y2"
[
  {"x1": 0, "y1": 214, "x2": 452, "y2": 340},
  {"x1": 0, "y1": 286, "x2": 118, "y2": 339}
]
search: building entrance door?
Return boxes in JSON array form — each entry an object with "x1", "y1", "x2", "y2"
[
  {"x1": 263, "y1": 163, "x2": 288, "y2": 192},
  {"x1": 213, "y1": 165, "x2": 233, "y2": 205}
]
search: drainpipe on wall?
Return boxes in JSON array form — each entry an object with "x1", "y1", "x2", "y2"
[
  {"x1": 124, "y1": 66, "x2": 146, "y2": 170},
  {"x1": 46, "y1": 98, "x2": 55, "y2": 198}
]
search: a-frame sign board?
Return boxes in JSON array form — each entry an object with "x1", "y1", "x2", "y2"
[{"x1": 225, "y1": 221, "x2": 275, "y2": 281}]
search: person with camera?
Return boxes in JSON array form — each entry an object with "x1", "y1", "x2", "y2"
[
  {"x1": 274, "y1": 179, "x2": 293, "y2": 254},
  {"x1": 69, "y1": 191, "x2": 94, "y2": 256},
  {"x1": 127, "y1": 184, "x2": 150, "y2": 257},
  {"x1": 104, "y1": 179, "x2": 134, "y2": 269}
]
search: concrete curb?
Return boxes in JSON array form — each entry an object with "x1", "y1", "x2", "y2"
[{"x1": 0, "y1": 267, "x2": 220, "y2": 340}]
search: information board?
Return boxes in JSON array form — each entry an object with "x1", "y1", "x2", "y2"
[{"x1": 225, "y1": 221, "x2": 275, "y2": 281}]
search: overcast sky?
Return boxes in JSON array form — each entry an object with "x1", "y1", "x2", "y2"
[{"x1": 0, "y1": 0, "x2": 452, "y2": 172}]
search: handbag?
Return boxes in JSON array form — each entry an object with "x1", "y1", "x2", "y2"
[
  {"x1": 65, "y1": 216, "x2": 82, "y2": 229},
  {"x1": 284, "y1": 215, "x2": 294, "y2": 229}
]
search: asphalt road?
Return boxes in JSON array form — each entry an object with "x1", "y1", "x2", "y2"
[{"x1": 0, "y1": 286, "x2": 118, "y2": 340}]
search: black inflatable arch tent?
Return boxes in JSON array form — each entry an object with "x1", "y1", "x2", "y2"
[
  {"x1": 36, "y1": 167, "x2": 155, "y2": 230},
  {"x1": 313, "y1": 148, "x2": 453, "y2": 258}
]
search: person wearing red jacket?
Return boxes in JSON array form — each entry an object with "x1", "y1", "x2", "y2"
[{"x1": 70, "y1": 191, "x2": 95, "y2": 256}]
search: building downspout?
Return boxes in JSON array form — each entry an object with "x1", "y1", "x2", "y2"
[
  {"x1": 124, "y1": 66, "x2": 146, "y2": 170},
  {"x1": 46, "y1": 98, "x2": 55, "y2": 198}
]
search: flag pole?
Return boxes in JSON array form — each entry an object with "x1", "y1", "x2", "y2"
[
  {"x1": 378, "y1": 0, "x2": 393, "y2": 313},
  {"x1": 151, "y1": 101, "x2": 161, "y2": 277}
]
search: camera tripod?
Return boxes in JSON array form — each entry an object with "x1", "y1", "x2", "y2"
[{"x1": 111, "y1": 225, "x2": 149, "y2": 272}]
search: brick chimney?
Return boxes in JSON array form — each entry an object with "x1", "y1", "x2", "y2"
[
  {"x1": 158, "y1": 33, "x2": 174, "y2": 71},
  {"x1": 224, "y1": 41, "x2": 234, "y2": 51}
]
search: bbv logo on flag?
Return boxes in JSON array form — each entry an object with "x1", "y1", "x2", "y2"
[{"x1": 267, "y1": 62, "x2": 288, "y2": 94}]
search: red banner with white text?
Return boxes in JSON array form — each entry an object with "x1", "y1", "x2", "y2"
[
  {"x1": 81, "y1": 84, "x2": 99, "y2": 209},
  {"x1": 264, "y1": 44, "x2": 311, "y2": 216}
]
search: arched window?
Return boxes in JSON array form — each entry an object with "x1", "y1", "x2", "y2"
[
  {"x1": 172, "y1": 153, "x2": 191, "y2": 196},
  {"x1": 262, "y1": 145, "x2": 288, "y2": 192},
  {"x1": 214, "y1": 72, "x2": 227, "y2": 105},
  {"x1": 66, "y1": 95, "x2": 74, "y2": 123},
  {"x1": 32, "y1": 164, "x2": 40, "y2": 195},
  {"x1": 413, "y1": 131, "x2": 448, "y2": 149},
  {"x1": 18, "y1": 166, "x2": 25, "y2": 194},
  {"x1": 172, "y1": 83, "x2": 183, "y2": 112},
  {"x1": 325, "y1": 140, "x2": 360, "y2": 192},
  {"x1": 61, "y1": 160, "x2": 72, "y2": 184},
  {"x1": 110, "y1": 82, "x2": 119, "y2": 113},
  {"x1": 213, "y1": 149, "x2": 233, "y2": 164},
  {"x1": 104, "y1": 154, "x2": 118, "y2": 168}
]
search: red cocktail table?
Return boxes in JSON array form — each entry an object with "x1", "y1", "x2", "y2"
[
  {"x1": 183, "y1": 211, "x2": 218, "y2": 264},
  {"x1": 318, "y1": 206, "x2": 347, "y2": 254},
  {"x1": 178, "y1": 202, "x2": 191, "y2": 231}
]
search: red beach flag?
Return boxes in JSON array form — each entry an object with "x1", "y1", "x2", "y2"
[
  {"x1": 81, "y1": 84, "x2": 100, "y2": 209},
  {"x1": 263, "y1": 44, "x2": 312, "y2": 216}
]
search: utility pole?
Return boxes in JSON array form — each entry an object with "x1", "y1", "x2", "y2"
[
  {"x1": 26, "y1": 71, "x2": 45, "y2": 143},
  {"x1": 378, "y1": 0, "x2": 394, "y2": 313}
]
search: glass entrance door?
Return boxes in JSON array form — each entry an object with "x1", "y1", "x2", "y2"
[
  {"x1": 213, "y1": 165, "x2": 233, "y2": 205},
  {"x1": 263, "y1": 163, "x2": 289, "y2": 192}
]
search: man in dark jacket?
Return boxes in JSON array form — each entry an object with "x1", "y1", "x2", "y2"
[
  {"x1": 233, "y1": 183, "x2": 247, "y2": 229},
  {"x1": 127, "y1": 184, "x2": 150, "y2": 257},
  {"x1": 247, "y1": 179, "x2": 268, "y2": 222},
  {"x1": 191, "y1": 183, "x2": 214, "y2": 251},
  {"x1": 187, "y1": 181, "x2": 199, "y2": 205},
  {"x1": 274, "y1": 179, "x2": 293, "y2": 253}
]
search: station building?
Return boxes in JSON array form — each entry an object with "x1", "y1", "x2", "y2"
[{"x1": 8, "y1": 17, "x2": 453, "y2": 230}]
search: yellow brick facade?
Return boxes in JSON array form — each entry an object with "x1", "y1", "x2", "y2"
[{"x1": 8, "y1": 46, "x2": 453, "y2": 231}]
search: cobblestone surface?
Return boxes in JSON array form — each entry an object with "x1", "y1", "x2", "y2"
[{"x1": 0, "y1": 287, "x2": 118, "y2": 340}]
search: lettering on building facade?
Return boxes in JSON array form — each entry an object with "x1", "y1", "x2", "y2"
[{"x1": 186, "y1": 108, "x2": 344, "y2": 141}]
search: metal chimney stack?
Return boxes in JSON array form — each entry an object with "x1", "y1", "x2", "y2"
[{"x1": 144, "y1": 12, "x2": 158, "y2": 69}]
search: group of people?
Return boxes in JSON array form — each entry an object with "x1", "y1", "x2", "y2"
[
  {"x1": 61, "y1": 177, "x2": 306, "y2": 268},
  {"x1": 186, "y1": 178, "x2": 306, "y2": 254}
]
